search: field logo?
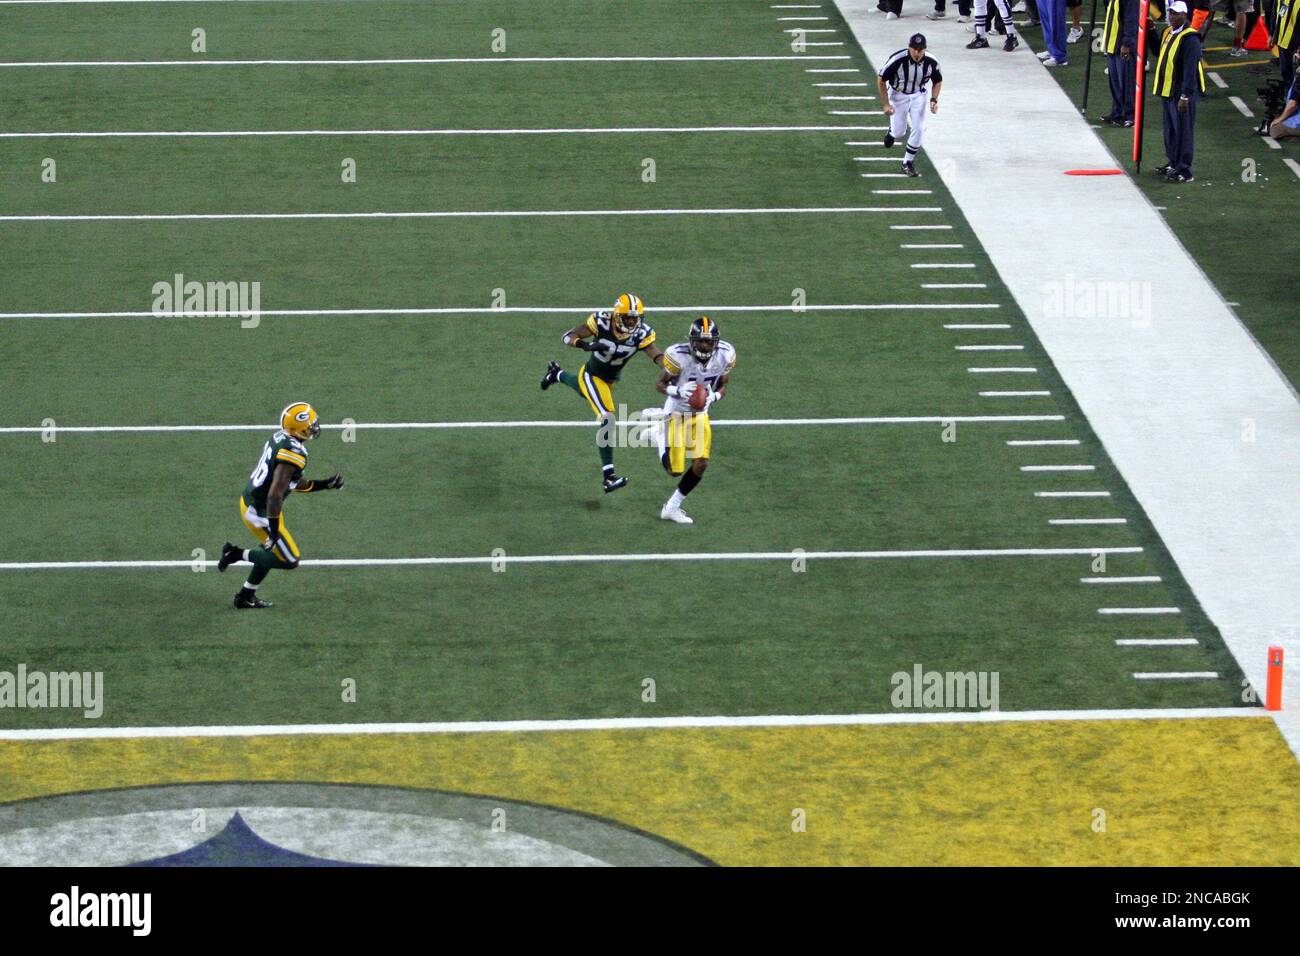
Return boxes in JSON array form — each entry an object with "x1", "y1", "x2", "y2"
[
  {"x1": 49, "y1": 887, "x2": 150, "y2": 936},
  {"x1": 890, "y1": 664, "x2": 1000, "y2": 711},
  {"x1": 151, "y1": 273, "x2": 262, "y2": 328},
  {"x1": 0, "y1": 664, "x2": 104, "y2": 718}
]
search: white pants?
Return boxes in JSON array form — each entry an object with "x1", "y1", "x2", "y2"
[
  {"x1": 888, "y1": 89, "x2": 927, "y2": 161},
  {"x1": 973, "y1": 0, "x2": 1017, "y2": 36}
]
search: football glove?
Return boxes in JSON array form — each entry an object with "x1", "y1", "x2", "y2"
[
  {"x1": 669, "y1": 382, "x2": 697, "y2": 400},
  {"x1": 319, "y1": 473, "x2": 344, "y2": 491}
]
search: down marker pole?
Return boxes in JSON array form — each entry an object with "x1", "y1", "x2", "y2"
[
  {"x1": 1133, "y1": 0, "x2": 1150, "y2": 172},
  {"x1": 1266, "y1": 646, "x2": 1284, "y2": 711}
]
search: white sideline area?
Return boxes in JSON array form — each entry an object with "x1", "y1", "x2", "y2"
[{"x1": 836, "y1": 1, "x2": 1300, "y2": 758}]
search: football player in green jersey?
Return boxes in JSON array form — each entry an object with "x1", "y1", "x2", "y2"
[
  {"x1": 216, "y1": 402, "x2": 343, "y2": 609},
  {"x1": 540, "y1": 293, "x2": 664, "y2": 492}
]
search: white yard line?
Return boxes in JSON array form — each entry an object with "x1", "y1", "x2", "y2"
[
  {"x1": 925, "y1": 282, "x2": 986, "y2": 288},
  {"x1": 944, "y1": 323, "x2": 1010, "y2": 329},
  {"x1": 1035, "y1": 490, "x2": 1110, "y2": 497},
  {"x1": 0, "y1": 546, "x2": 1146, "y2": 573},
  {"x1": 1116, "y1": 638, "x2": 1197, "y2": 646},
  {"x1": 0, "y1": 415, "x2": 1067, "y2": 436},
  {"x1": 1133, "y1": 672, "x2": 1218, "y2": 680},
  {"x1": 1049, "y1": 517, "x2": 1126, "y2": 525},
  {"x1": 0, "y1": 302, "x2": 1000, "y2": 321},
  {"x1": 0, "y1": 124, "x2": 881, "y2": 140},
  {"x1": 968, "y1": 367, "x2": 1039, "y2": 373},
  {"x1": 956, "y1": 344, "x2": 1023, "y2": 351},
  {"x1": 815, "y1": 82, "x2": 870, "y2": 86},
  {"x1": 891, "y1": 224, "x2": 951, "y2": 229},
  {"x1": 982, "y1": 390, "x2": 1051, "y2": 397},
  {"x1": 827, "y1": 110, "x2": 882, "y2": 115},
  {"x1": 1099, "y1": 607, "x2": 1181, "y2": 615},
  {"x1": 859, "y1": 173, "x2": 906, "y2": 178},
  {"x1": 835, "y1": 0, "x2": 1300, "y2": 760},
  {"x1": 902, "y1": 243, "x2": 964, "y2": 248},
  {"x1": 1007, "y1": 439, "x2": 1078, "y2": 446},
  {"x1": 0, "y1": 205, "x2": 940, "y2": 223},
  {"x1": 1228, "y1": 95, "x2": 1255, "y2": 118},
  {"x1": 1207, "y1": 71, "x2": 1228, "y2": 89},
  {"x1": 0, "y1": 55, "x2": 856, "y2": 68},
  {"x1": 1082, "y1": 576, "x2": 1161, "y2": 584},
  {"x1": 806, "y1": 68, "x2": 861, "y2": 73},
  {"x1": 911, "y1": 262, "x2": 976, "y2": 269},
  {"x1": 1262, "y1": 135, "x2": 1281, "y2": 149},
  {"x1": 1283, "y1": 158, "x2": 1300, "y2": 181},
  {"x1": 1021, "y1": 464, "x2": 1095, "y2": 472},
  {"x1": 873, "y1": 189, "x2": 933, "y2": 195},
  {"x1": 820, "y1": 95, "x2": 874, "y2": 100},
  {"x1": 0, "y1": 706, "x2": 1263, "y2": 742}
]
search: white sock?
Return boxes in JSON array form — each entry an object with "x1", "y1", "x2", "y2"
[{"x1": 666, "y1": 490, "x2": 685, "y2": 511}]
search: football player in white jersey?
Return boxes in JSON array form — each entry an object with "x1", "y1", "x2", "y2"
[{"x1": 653, "y1": 316, "x2": 736, "y2": 524}]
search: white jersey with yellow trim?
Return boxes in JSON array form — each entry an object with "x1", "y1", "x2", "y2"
[{"x1": 660, "y1": 340, "x2": 737, "y2": 415}]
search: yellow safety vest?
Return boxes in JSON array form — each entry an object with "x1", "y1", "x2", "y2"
[
  {"x1": 1278, "y1": 0, "x2": 1299, "y2": 51},
  {"x1": 1103, "y1": 0, "x2": 1123, "y2": 54},
  {"x1": 1152, "y1": 25, "x2": 1206, "y2": 98}
]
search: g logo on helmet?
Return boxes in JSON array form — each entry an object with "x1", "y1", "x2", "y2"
[{"x1": 279, "y1": 402, "x2": 321, "y2": 440}]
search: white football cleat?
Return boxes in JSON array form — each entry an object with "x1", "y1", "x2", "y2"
[{"x1": 661, "y1": 504, "x2": 694, "y2": 524}]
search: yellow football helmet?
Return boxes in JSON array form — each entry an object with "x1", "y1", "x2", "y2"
[
  {"x1": 279, "y1": 402, "x2": 321, "y2": 440},
  {"x1": 610, "y1": 293, "x2": 645, "y2": 340}
]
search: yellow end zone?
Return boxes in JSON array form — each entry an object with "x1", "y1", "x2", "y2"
[{"x1": 2, "y1": 717, "x2": 1297, "y2": 865}]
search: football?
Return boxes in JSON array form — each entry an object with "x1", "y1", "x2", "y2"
[{"x1": 689, "y1": 383, "x2": 709, "y2": 411}]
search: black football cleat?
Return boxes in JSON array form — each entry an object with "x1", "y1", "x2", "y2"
[
  {"x1": 603, "y1": 474, "x2": 629, "y2": 494},
  {"x1": 883, "y1": 131, "x2": 895, "y2": 148},
  {"x1": 966, "y1": 36, "x2": 990, "y2": 49},
  {"x1": 234, "y1": 591, "x2": 273, "y2": 609},
  {"x1": 1167, "y1": 171, "x2": 1194, "y2": 183},
  {"x1": 1003, "y1": 34, "x2": 1019, "y2": 52},
  {"x1": 902, "y1": 163, "x2": 921, "y2": 177},
  {"x1": 217, "y1": 541, "x2": 243, "y2": 573},
  {"x1": 1152, "y1": 165, "x2": 1171, "y2": 177},
  {"x1": 540, "y1": 361, "x2": 562, "y2": 390}
]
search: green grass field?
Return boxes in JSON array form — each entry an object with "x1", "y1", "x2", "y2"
[{"x1": 0, "y1": 0, "x2": 1249, "y2": 734}]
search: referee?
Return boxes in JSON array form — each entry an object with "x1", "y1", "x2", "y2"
[{"x1": 876, "y1": 33, "x2": 943, "y2": 177}]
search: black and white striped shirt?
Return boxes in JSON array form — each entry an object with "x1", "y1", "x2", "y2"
[{"x1": 878, "y1": 49, "x2": 942, "y2": 94}]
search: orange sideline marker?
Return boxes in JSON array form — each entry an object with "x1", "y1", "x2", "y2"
[{"x1": 1266, "y1": 646, "x2": 1284, "y2": 711}]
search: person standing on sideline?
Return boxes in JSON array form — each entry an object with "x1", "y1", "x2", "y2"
[
  {"x1": 879, "y1": 0, "x2": 905, "y2": 19},
  {"x1": 876, "y1": 33, "x2": 943, "y2": 177},
  {"x1": 967, "y1": 0, "x2": 1023, "y2": 48},
  {"x1": 928, "y1": 0, "x2": 974, "y2": 20},
  {"x1": 1277, "y1": 0, "x2": 1300, "y2": 94},
  {"x1": 1038, "y1": 0, "x2": 1071, "y2": 64},
  {"x1": 1153, "y1": 1, "x2": 1206, "y2": 182},
  {"x1": 1102, "y1": 0, "x2": 1140, "y2": 126}
]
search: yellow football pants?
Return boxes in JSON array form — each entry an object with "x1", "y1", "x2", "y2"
[
  {"x1": 240, "y1": 496, "x2": 301, "y2": 565},
  {"x1": 666, "y1": 412, "x2": 712, "y2": 474},
  {"x1": 577, "y1": 368, "x2": 616, "y2": 419}
]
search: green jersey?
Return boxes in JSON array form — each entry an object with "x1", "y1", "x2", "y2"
[
  {"x1": 243, "y1": 430, "x2": 309, "y2": 514},
  {"x1": 582, "y1": 310, "x2": 656, "y2": 382}
]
